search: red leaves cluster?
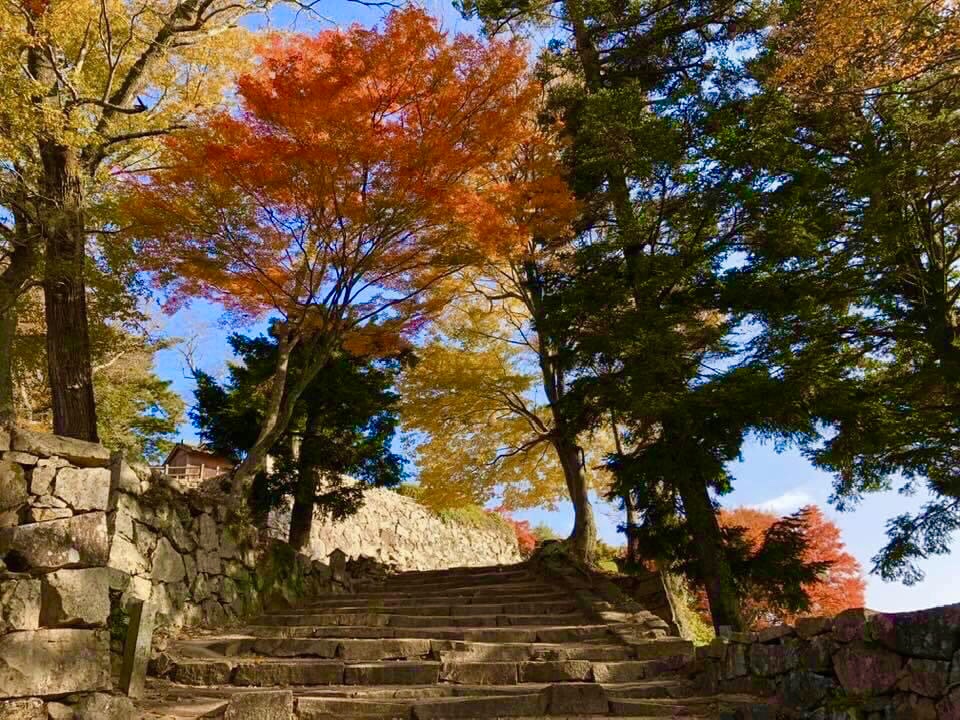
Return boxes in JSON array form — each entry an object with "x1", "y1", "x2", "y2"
[{"x1": 720, "y1": 505, "x2": 866, "y2": 628}]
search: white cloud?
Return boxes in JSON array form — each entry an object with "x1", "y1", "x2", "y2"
[{"x1": 748, "y1": 489, "x2": 814, "y2": 515}]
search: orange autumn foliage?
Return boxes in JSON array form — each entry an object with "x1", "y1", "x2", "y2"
[
  {"x1": 773, "y1": 0, "x2": 960, "y2": 99},
  {"x1": 120, "y1": 9, "x2": 540, "y2": 489},
  {"x1": 719, "y1": 506, "x2": 866, "y2": 629},
  {"x1": 124, "y1": 8, "x2": 535, "y2": 332}
]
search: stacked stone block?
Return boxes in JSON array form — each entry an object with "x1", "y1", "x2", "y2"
[
  {"x1": 270, "y1": 486, "x2": 522, "y2": 572},
  {"x1": 0, "y1": 428, "x2": 128, "y2": 719},
  {"x1": 691, "y1": 604, "x2": 960, "y2": 719}
]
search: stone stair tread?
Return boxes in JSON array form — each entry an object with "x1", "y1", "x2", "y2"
[{"x1": 143, "y1": 561, "x2": 735, "y2": 718}]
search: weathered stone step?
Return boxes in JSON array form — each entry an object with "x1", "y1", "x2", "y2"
[
  {"x1": 243, "y1": 624, "x2": 615, "y2": 644},
  {"x1": 173, "y1": 637, "x2": 636, "y2": 663},
  {"x1": 325, "y1": 581, "x2": 557, "y2": 600},
  {"x1": 625, "y1": 638, "x2": 694, "y2": 661},
  {"x1": 608, "y1": 696, "x2": 716, "y2": 717},
  {"x1": 305, "y1": 591, "x2": 571, "y2": 609},
  {"x1": 287, "y1": 600, "x2": 580, "y2": 617},
  {"x1": 166, "y1": 655, "x2": 693, "y2": 690},
  {"x1": 256, "y1": 612, "x2": 589, "y2": 630},
  {"x1": 370, "y1": 568, "x2": 535, "y2": 585},
  {"x1": 603, "y1": 679, "x2": 699, "y2": 699}
]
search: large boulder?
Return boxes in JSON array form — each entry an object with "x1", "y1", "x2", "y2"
[
  {"x1": 12, "y1": 429, "x2": 110, "y2": 467},
  {"x1": 834, "y1": 642, "x2": 903, "y2": 696},
  {"x1": 40, "y1": 568, "x2": 111, "y2": 627},
  {"x1": 53, "y1": 467, "x2": 111, "y2": 511},
  {"x1": 0, "y1": 629, "x2": 110, "y2": 697},
  {"x1": 0, "y1": 512, "x2": 109, "y2": 571}
]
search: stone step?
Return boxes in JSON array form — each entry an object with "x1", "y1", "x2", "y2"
[
  {"x1": 626, "y1": 638, "x2": 694, "y2": 661},
  {"x1": 608, "y1": 696, "x2": 717, "y2": 717},
  {"x1": 242, "y1": 625, "x2": 616, "y2": 644},
  {"x1": 603, "y1": 679, "x2": 700, "y2": 699},
  {"x1": 305, "y1": 591, "x2": 572, "y2": 609},
  {"x1": 370, "y1": 569, "x2": 536, "y2": 586},
  {"x1": 255, "y1": 612, "x2": 589, "y2": 629},
  {"x1": 286, "y1": 600, "x2": 580, "y2": 617},
  {"x1": 173, "y1": 637, "x2": 636, "y2": 663},
  {"x1": 320, "y1": 581, "x2": 555, "y2": 599},
  {"x1": 166, "y1": 656, "x2": 694, "y2": 690}
]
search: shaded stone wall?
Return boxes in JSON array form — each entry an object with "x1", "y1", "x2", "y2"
[
  {"x1": 690, "y1": 605, "x2": 960, "y2": 719},
  {"x1": 0, "y1": 428, "x2": 127, "y2": 719},
  {"x1": 269, "y1": 487, "x2": 521, "y2": 571}
]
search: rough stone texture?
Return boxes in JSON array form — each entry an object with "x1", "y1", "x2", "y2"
[
  {"x1": 0, "y1": 698, "x2": 45, "y2": 719},
  {"x1": 12, "y1": 429, "x2": 111, "y2": 467},
  {"x1": 0, "y1": 629, "x2": 110, "y2": 697},
  {"x1": 268, "y1": 486, "x2": 520, "y2": 571},
  {"x1": 692, "y1": 604, "x2": 960, "y2": 719},
  {"x1": 938, "y1": 686, "x2": 960, "y2": 720},
  {"x1": 53, "y1": 467, "x2": 111, "y2": 511},
  {"x1": 0, "y1": 578, "x2": 40, "y2": 631},
  {"x1": 0, "y1": 512, "x2": 109, "y2": 571},
  {"x1": 0, "y1": 461, "x2": 27, "y2": 511},
  {"x1": 872, "y1": 605, "x2": 960, "y2": 660},
  {"x1": 40, "y1": 568, "x2": 110, "y2": 627},
  {"x1": 223, "y1": 690, "x2": 293, "y2": 720},
  {"x1": 834, "y1": 642, "x2": 904, "y2": 696},
  {"x1": 73, "y1": 693, "x2": 136, "y2": 720},
  {"x1": 30, "y1": 459, "x2": 67, "y2": 496},
  {"x1": 151, "y1": 537, "x2": 186, "y2": 583},
  {"x1": 0, "y1": 428, "x2": 9, "y2": 453}
]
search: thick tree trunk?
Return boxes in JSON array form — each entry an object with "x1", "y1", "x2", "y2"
[
  {"x1": 288, "y1": 409, "x2": 323, "y2": 551},
  {"x1": 675, "y1": 471, "x2": 743, "y2": 632},
  {"x1": 0, "y1": 220, "x2": 37, "y2": 428},
  {"x1": 39, "y1": 141, "x2": 98, "y2": 441},
  {"x1": 554, "y1": 435, "x2": 597, "y2": 563}
]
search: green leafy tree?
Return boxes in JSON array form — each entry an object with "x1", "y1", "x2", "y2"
[
  {"x1": 736, "y1": 34, "x2": 960, "y2": 584},
  {"x1": 192, "y1": 330, "x2": 406, "y2": 549}
]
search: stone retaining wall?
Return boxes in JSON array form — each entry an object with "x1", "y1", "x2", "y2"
[
  {"x1": 0, "y1": 428, "x2": 129, "y2": 719},
  {"x1": 690, "y1": 605, "x2": 960, "y2": 719},
  {"x1": 269, "y1": 487, "x2": 521, "y2": 571},
  {"x1": 1, "y1": 429, "x2": 383, "y2": 719}
]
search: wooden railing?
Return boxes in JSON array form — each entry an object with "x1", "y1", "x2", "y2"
[{"x1": 149, "y1": 464, "x2": 230, "y2": 486}]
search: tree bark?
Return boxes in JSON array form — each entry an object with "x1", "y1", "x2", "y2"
[
  {"x1": 0, "y1": 214, "x2": 37, "y2": 428},
  {"x1": 675, "y1": 471, "x2": 744, "y2": 632},
  {"x1": 288, "y1": 408, "x2": 323, "y2": 551},
  {"x1": 39, "y1": 140, "x2": 98, "y2": 441},
  {"x1": 623, "y1": 491, "x2": 642, "y2": 565},
  {"x1": 554, "y1": 434, "x2": 597, "y2": 562},
  {"x1": 0, "y1": 303, "x2": 17, "y2": 428}
]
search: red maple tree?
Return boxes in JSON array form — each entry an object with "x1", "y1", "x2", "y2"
[{"x1": 720, "y1": 505, "x2": 866, "y2": 628}]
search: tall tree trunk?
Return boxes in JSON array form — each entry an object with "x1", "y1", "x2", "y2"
[
  {"x1": 675, "y1": 471, "x2": 743, "y2": 632},
  {"x1": 39, "y1": 141, "x2": 98, "y2": 441},
  {"x1": 0, "y1": 209, "x2": 38, "y2": 429},
  {"x1": 288, "y1": 408, "x2": 323, "y2": 551},
  {"x1": 554, "y1": 435, "x2": 597, "y2": 562}
]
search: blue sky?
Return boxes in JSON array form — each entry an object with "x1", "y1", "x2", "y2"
[{"x1": 150, "y1": 1, "x2": 959, "y2": 615}]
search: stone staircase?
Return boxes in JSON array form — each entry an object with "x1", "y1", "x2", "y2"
[{"x1": 140, "y1": 564, "x2": 774, "y2": 719}]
